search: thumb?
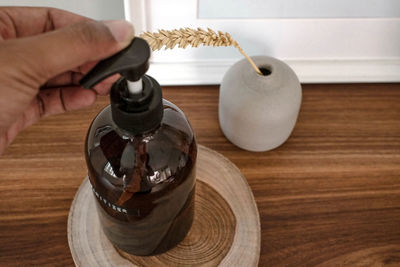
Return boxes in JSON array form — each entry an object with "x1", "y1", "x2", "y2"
[{"x1": 9, "y1": 20, "x2": 134, "y2": 86}]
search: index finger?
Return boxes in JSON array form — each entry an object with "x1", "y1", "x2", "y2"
[{"x1": 0, "y1": 7, "x2": 91, "y2": 39}]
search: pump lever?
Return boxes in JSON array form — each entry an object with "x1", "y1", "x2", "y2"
[{"x1": 80, "y1": 37, "x2": 151, "y2": 89}]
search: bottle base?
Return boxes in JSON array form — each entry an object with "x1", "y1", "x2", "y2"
[{"x1": 113, "y1": 202, "x2": 194, "y2": 256}]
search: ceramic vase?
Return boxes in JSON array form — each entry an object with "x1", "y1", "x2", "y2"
[{"x1": 218, "y1": 56, "x2": 302, "y2": 152}]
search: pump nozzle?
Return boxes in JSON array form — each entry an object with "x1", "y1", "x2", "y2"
[
  {"x1": 127, "y1": 79, "x2": 143, "y2": 94},
  {"x1": 80, "y1": 37, "x2": 151, "y2": 90}
]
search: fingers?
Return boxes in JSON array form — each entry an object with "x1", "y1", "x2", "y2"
[
  {"x1": 72, "y1": 61, "x2": 98, "y2": 74},
  {"x1": 92, "y1": 74, "x2": 121, "y2": 95},
  {"x1": 45, "y1": 72, "x2": 120, "y2": 95},
  {"x1": 45, "y1": 72, "x2": 84, "y2": 87},
  {"x1": 37, "y1": 87, "x2": 97, "y2": 117},
  {"x1": 0, "y1": 7, "x2": 89, "y2": 39},
  {"x1": 3, "y1": 19, "x2": 134, "y2": 87},
  {"x1": 0, "y1": 8, "x2": 134, "y2": 153}
]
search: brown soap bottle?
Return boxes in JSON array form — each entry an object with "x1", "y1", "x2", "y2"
[{"x1": 80, "y1": 38, "x2": 197, "y2": 256}]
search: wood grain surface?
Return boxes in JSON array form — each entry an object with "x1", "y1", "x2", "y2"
[{"x1": 0, "y1": 84, "x2": 400, "y2": 266}]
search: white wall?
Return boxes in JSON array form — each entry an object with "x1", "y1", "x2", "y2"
[
  {"x1": 0, "y1": 0, "x2": 124, "y2": 20},
  {"x1": 199, "y1": 0, "x2": 400, "y2": 19},
  {"x1": 126, "y1": 0, "x2": 400, "y2": 84}
]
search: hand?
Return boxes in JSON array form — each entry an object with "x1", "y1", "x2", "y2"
[{"x1": 0, "y1": 7, "x2": 134, "y2": 154}]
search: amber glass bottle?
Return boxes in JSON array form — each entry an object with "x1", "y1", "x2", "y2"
[
  {"x1": 85, "y1": 99, "x2": 196, "y2": 255},
  {"x1": 81, "y1": 38, "x2": 197, "y2": 256}
]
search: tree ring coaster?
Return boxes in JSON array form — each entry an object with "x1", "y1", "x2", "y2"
[{"x1": 68, "y1": 144, "x2": 261, "y2": 266}]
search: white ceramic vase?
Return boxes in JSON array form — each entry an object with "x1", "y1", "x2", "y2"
[{"x1": 218, "y1": 56, "x2": 302, "y2": 152}]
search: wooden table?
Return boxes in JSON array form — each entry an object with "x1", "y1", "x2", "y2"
[{"x1": 0, "y1": 84, "x2": 399, "y2": 266}]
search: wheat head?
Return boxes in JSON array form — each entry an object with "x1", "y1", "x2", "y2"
[{"x1": 140, "y1": 28, "x2": 262, "y2": 75}]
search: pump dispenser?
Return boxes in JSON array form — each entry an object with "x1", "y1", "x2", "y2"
[
  {"x1": 81, "y1": 38, "x2": 197, "y2": 256},
  {"x1": 81, "y1": 38, "x2": 163, "y2": 134}
]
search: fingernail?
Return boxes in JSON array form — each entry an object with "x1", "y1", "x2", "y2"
[{"x1": 104, "y1": 20, "x2": 135, "y2": 46}]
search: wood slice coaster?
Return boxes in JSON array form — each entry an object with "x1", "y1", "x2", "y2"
[{"x1": 68, "y1": 145, "x2": 260, "y2": 266}]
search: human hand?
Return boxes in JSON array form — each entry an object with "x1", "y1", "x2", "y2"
[{"x1": 0, "y1": 7, "x2": 134, "y2": 154}]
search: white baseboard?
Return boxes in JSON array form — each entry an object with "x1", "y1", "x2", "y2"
[{"x1": 146, "y1": 59, "x2": 400, "y2": 86}]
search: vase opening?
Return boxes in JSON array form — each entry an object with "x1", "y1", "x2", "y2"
[{"x1": 258, "y1": 65, "x2": 272, "y2": 76}]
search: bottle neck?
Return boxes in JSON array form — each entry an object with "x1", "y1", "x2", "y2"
[{"x1": 110, "y1": 75, "x2": 163, "y2": 135}]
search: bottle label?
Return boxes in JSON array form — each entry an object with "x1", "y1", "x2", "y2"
[{"x1": 91, "y1": 185, "x2": 128, "y2": 214}]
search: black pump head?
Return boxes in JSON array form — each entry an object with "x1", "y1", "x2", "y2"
[
  {"x1": 79, "y1": 37, "x2": 163, "y2": 135},
  {"x1": 80, "y1": 37, "x2": 151, "y2": 88}
]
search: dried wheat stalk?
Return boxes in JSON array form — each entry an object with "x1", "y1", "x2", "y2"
[{"x1": 140, "y1": 28, "x2": 262, "y2": 75}]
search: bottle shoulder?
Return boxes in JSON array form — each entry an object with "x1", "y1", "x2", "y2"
[{"x1": 87, "y1": 99, "x2": 193, "y2": 141}]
